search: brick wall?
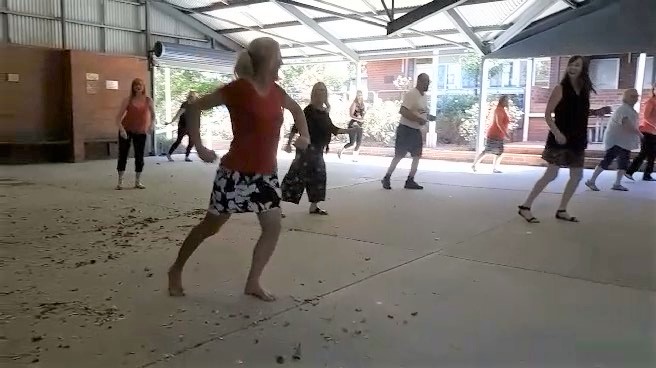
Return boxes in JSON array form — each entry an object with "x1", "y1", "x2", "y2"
[{"x1": 366, "y1": 59, "x2": 405, "y2": 101}]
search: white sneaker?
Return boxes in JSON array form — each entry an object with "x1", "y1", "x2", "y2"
[{"x1": 167, "y1": 154, "x2": 174, "y2": 162}]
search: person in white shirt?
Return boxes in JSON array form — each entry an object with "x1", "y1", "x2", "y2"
[
  {"x1": 381, "y1": 73, "x2": 435, "y2": 190},
  {"x1": 585, "y1": 89, "x2": 641, "y2": 191}
]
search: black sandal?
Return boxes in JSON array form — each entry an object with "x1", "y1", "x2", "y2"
[
  {"x1": 555, "y1": 210, "x2": 579, "y2": 222},
  {"x1": 518, "y1": 205, "x2": 539, "y2": 223},
  {"x1": 310, "y1": 208, "x2": 328, "y2": 215}
]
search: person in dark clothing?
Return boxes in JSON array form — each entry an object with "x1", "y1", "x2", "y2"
[
  {"x1": 167, "y1": 91, "x2": 199, "y2": 162},
  {"x1": 338, "y1": 90, "x2": 366, "y2": 161},
  {"x1": 282, "y1": 82, "x2": 355, "y2": 215},
  {"x1": 518, "y1": 55, "x2": 611, "y2": 223}
]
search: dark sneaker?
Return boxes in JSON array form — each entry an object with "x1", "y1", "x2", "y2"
[
  {"x1": 624, "y1": 173, "x2": 634, "y2": 181},
  {"x1": 382, "y1": 176, "x2": 391, "y2": 190},
  {"x1": 404, "y1": 179, "x2": 423, "y2": 190},
  {"x1": 643, "y1": 175, "x2": 655, "y2": 181}
]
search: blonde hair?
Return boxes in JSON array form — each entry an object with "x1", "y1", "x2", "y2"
[
  {"x1": 233, "y1": 37, "x2": 280, "y2": 79},
  {"x1": 310, "y1": 82, "x2": 328, "y2": 106}
]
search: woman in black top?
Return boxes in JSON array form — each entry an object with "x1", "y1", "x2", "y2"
[
  {"x1": 338, "y1": 90, "x2": 366, "y2": 161},
  {"x1": 518, "y1": 56, "x2": 611, "y2": 223},
  {"x1": 282, "y1": 82, "x2": 355, "y2": 215},
  {"x1": 166, "y1": 91, "x2": 198, "y2": 162}
]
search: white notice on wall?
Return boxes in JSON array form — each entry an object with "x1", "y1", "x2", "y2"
[
  {"x1": 86, "y1": 73, "x2": 99, "y2": 81},
  {"x1": 105, "y1": 80, "x2": 119, "y2": 90},
  {"x1": 7, "y1": 74, "x2": 20, "y2": 82}
]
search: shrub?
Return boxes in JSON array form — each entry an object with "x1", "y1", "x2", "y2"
[
  {"x1": 434, "y1": 95, "x2": 478, "y2": 144},
  {"x1": 459, "y1": 99, "x2": 523, "y2": 149},
  {"x1": 361, "y1": 100, "x2": 402, "y2": 145}
]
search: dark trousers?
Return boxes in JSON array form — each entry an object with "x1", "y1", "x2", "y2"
[
  {"x1": 117, "y1": 131, "x2": 147, "y2": 172},
  {"x1": 627, "y1": 132, "x2": 656, "y2": 177},
  {"x1": 168, "y1": 125, "x2": 194, "y2": 156},
  {"x1": 281, "y1": 145, "x2": 327, "y2": 204},
  {"x1": 343, "y1": 120, "x2": 363, "y2": 150}
]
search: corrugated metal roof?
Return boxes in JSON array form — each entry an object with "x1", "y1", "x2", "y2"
[{"x1": 165, "y1": 0, "x2": 588, "y2": 62}]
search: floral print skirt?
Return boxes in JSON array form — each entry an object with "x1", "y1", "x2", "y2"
[{"x1": 207, "y1": 167, "x2": 281, "y2": 215}]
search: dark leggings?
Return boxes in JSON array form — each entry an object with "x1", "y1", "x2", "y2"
[
  {"x1": 627, "y1": 132, "x2": 655, "y2": 177},
  {"x1": 117, "y1": 131, "x2": 147, "y2": 172},
  {"x1": 168, "y1": 126, "x2": 194, "y2": 156},
  {"x1": 343, "y1": 120, "x2": 363, "y2": 150}
]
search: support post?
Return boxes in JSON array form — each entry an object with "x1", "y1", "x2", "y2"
[
  {"x1": 523, "y1": 58, "x2": 534, "y2": 142},
  {"x1": 144, "y1": 0, "x2": 156, "y2": 156},
  {"x1": 164, "y1": 67, "x2": 172, "y2": 136},
  {"x1": 427, "y1": 50, "x2": 439, "y2": 148},
  {"x1": 60, "y1": 0, "x2": 66, "y2": 49},
  {"x1": 355, "y1": 61, "x2": 363, "y2": 97},
  {"x1": 476, "y1": 58, "x2": 491, "y2": 154},
  {"x1": 634, "y1": 53, "x2": 647, "y2": 111}
]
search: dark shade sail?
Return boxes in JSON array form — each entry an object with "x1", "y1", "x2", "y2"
[{"x1": 487, "y1": 0, "x2": 656, "y2": 59}]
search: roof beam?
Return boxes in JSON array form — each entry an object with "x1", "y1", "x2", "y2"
[
  {"x1": 560, "y1": 0, "x2": 580, "y2": 8},
  {"x1": 218, "y1": 19, "x2": 506, "y2": 35},
  {"x1": 491, "y1": 0, "x2": 560, "y2": 52},
  {"x1": 271, "y1": 0, "x2": 359, "y2": 61},
  {"x1": 150, "y1": 1, "x2": 242, "y2": 51},
  {"x1": 387, "y1": 0, "x2": 469, "y2": 35},
  {"x1": 276, "y1": 0, "x2": 385, "y2": 28},
  {"x1": 275, "y1": 25, "x2": 507, "y2": 49},
  {"x1": 444, "y1": 8, "x2": 487, "y2": 55},
  {"x1": 191, "y1": 0, "x2": 268, "y2": 12}
]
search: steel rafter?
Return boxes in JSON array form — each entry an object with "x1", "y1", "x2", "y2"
[
  {"x1": 386, "y1": 0, "x2": 469, "y2": 35},
  {"x1": 444, "y1": 8, "x2": 487, "y2": 55},
  {"x1": 491, "y1": 0, "x2": 560, "y2": 52},
  {"x1": 271, "y1": 0, "x2": 359, "y2": 61}
]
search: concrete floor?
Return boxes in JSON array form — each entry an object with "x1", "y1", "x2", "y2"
[{"x1": 1, "y1": 152, "x2": 655, "y2": 368}]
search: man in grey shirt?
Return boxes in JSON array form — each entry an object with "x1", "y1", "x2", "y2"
[{"x1": 585, "y1": 89, "x2": 641, "y2": 191}]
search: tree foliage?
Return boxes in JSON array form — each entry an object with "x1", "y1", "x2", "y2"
[
  {"x1": 459, "y1": 53, "x2": 502, "y2": 89},
  {"x1": 153, "y1": 67, "x2": 232, "y2": 122}
]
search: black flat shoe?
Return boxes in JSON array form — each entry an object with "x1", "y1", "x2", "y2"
[
  {"x1": 555, "y1": 210, "x2": 579, "y2": 222},
  {"x1": 518, "y1": 205, "x2": 539, "y2": 223}
]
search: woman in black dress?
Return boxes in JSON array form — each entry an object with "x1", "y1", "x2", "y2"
[
  {"x1": 282, "y1": 82, "x2": 355, "y2": 215},
  {"x1": 338, "y1": 90, "x2": 366, "y2": 161},
  {"x1": 518, "y1": 56, "x2": 610, "y2": 223},
  {"x1": 166, "y1": 91, "x2": 199, "y2": 162}
]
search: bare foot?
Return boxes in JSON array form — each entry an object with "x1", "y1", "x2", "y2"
[
  {"x1": 168, "y1": 267, "x2": 185, "y2": 297},
  {"x1": 244, "y1": 282, "x2": 276, "y2": 302}
]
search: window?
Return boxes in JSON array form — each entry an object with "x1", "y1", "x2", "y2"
[
  {"x1": 533, "y1": 58, "x2": 551, "y2": 87},
  {"x1": 644, "y1": 57, "x2": 654, "y2": 89},
  {"x1": 435, "y1": 63, "x2": 461, "y2": 90},
  {"x1": 384, "y1": 75, "x2": 395, "y2": 84},
  {"x1": 589, "y1": 58, "x2": 620, "y2": 90}
]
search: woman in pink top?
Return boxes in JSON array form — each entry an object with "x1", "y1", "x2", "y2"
[
  {"x1": 626, "y1": 84, "x2": 656, "y2": 181},
  {"x1": 115, "y1": 78, "x2": 156, "y2": 189}
]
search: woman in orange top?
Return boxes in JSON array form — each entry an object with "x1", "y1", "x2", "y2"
[
  {"x1": 472, "y1": 95, "x2": 511, "y2": 173},
  {"x1": 626, "y1": 84, "x2": 656, "y2": 181},
  {"x1": 168, "y1": 37, "x2": 311, "y2": 302},
  {"x1": 115, "y1": 78, "x2": 155, "y2": 189}
]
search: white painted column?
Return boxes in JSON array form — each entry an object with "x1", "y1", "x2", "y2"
[
  {"x1": 355, "y1": 61, "x2": 362, "y2": 92},
  {"x1": 511, "y1": 60, "x2": 521, "y2": 87},
  {"x1": 427, "y1": 50, "x2": 439, "y2": 148},
  {"x1": 164, "y1": 67, "x2": 173, "y2": 139},
  {"x1": 476, "y1": 59, "x2": 492, "y2": 154},
  {"x1": 523, "y1": 58, "x2": 534, "y2": 142},
  {"x1": 634, "y1": 53, "x2": 647, "y2": 111}
]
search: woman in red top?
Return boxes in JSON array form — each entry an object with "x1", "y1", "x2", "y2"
[
  {"x1": 168, "y1": 37, "x2": 310, "y2": 301},
  {"x1": 626, "y1": 84, "x2": 656, "y2": 181},
  {"x1": 472, "y1": 95, "x2": 511, "y2": 173},
  {"x1": 115, "y1": 78, "x2": 155, "y2": 189}
]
